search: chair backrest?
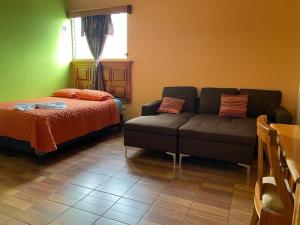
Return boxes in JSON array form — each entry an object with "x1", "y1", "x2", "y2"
[{"x1": 256, "y1": 115, "x2": 294, "y2": 216}]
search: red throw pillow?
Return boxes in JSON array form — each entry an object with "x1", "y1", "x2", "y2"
[
  {"x1": 219, "y1": 95, "x2": 248, "y2": 118},
  {"x1": 77, "y1": 89, "x2": 114, "y2": 101},
  {"x1": 157, "y1": 97, "x2": 185, "y2": 114},
  {"x1": 52, "y1": 88, "x2": 80, "y2": 98}
]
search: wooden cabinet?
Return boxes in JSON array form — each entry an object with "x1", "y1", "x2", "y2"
[{"x1": 72, "y1": 60, "x2": 132, "y2": 103}]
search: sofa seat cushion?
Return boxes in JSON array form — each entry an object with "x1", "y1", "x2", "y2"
[
  {"x1": 125, "y1": 112, "x2": 195, "y2": 136},
  {"x1": 179, "y1": 114, "x2": 257, "y2": 146}
]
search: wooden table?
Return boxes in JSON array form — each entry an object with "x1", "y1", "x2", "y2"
[{"x1": 271, "y1": 124, "x2": 300, "y2": 225}]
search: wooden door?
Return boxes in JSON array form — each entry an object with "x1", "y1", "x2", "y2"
[
  {"x1": 102, "y1": 61, "x2": 132, "y2": 103},
  {"x1": 72, "y1": 60, "x2": 95, "y2": 89}
]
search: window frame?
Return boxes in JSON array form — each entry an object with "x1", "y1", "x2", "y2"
[{"x1": 70, "y1": 14, "x2": 128, "y2": 60}]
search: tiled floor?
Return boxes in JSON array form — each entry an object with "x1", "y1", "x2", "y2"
[{"x1": 0, "y1": 130, "x2": 256, "y2": 225}]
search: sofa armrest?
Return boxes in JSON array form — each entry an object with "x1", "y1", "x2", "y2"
[
  {"x1": 270, "y1": 106, "x2": 293, "y2": 124},
  {"x1": 141, "y1": 100, "x2": 162, "y2": 116}
]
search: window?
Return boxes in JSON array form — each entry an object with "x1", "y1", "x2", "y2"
[{"x1": 72, "y1": 13, "x2": 128, "y2": 59}]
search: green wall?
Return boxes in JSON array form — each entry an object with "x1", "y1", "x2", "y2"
[{"x1": 0, "y1": 0, "x2": 72, "y2": 102}]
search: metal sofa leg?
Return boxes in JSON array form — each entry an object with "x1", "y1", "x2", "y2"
[
  {"x1": 179, "y1": 154, "x2": 190, "y2": 166},
  {"x1": 238, "y1": 163, "x2": 251, "y2": 181},
  {"x1": 166, "y1": 152, "x2": 176, "y2": 165},
  {"x1": 124, "y1": 146, "x2": 128, "y2": 158}
]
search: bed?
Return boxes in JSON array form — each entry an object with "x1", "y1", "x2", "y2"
[{"x1": 0, "y1": 97, "x2": 121, "y2": 160}]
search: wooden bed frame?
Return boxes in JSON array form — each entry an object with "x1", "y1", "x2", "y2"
[{"x1": 0, "y1": 122, "x2": 122, "y2": 165}]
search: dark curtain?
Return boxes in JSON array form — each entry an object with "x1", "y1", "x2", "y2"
[{"x1": 81, "y1": 15, "x2": 114, "y2": 90}]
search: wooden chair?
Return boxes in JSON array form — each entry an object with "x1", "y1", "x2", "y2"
[{"x1": 250, "y1": 115, "x2": 294, "y2": 225}]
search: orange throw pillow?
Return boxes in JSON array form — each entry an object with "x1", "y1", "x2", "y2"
[
  {"x1": 219, "y1": 95, "x2": 248, "y2": 118},
  {"x1": 52, "y1": 88, "x2": 80, "y2": 98},
  {"x1": 157, "y1": 97, "x2": 185, "y2": 114},
  {"x1": 77, "y1": 89, "x2": 114, "y2": 101}
]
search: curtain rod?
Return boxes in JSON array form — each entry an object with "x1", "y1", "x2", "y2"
[{"x1": 68, "y1": 5, "x2": 132, "y2": 18}]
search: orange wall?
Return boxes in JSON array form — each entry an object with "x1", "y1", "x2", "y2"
[
  {"x1": 298, "y1": 84, "x2": 300, "y2": 124},
  {"x1": 69, "y1": 0, "x2": 300, "y2": 120}
]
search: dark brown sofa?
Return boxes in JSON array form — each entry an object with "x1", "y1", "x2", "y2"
[{"x1": 124, "y1": 87, "x2": 293, "y2": 176}]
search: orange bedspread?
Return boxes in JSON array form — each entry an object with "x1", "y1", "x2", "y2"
[{"x1": 0, "y1": 97, "x2": 120, "y2": 153}]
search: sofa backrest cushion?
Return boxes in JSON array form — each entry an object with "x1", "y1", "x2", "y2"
[
  {"x1": 239, "y1": 89, "x2": 282, "y2": 117},
  {"x1": 162, "y1": 87, "x2": 198, "y2": 113},
  {"x1": 199, "y1": 88, "x2": 239, "y2": 114}
]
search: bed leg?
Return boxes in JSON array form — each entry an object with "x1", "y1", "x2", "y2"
[
  {"x1": 4, "y1": 149, "x2": 13, "y2": 157},
  {"x1": 36, "y1": 153, "x2": 46, "y2": 165},
  {"x1": 118, "y1": 123, "x2": 122, "y2": 132},
  {"x1": 85, "y1": 136, "x2": 92, "y2": 144},
  {"x1": 36, "y1": 156, "x2": 45, "y2": 165}
]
